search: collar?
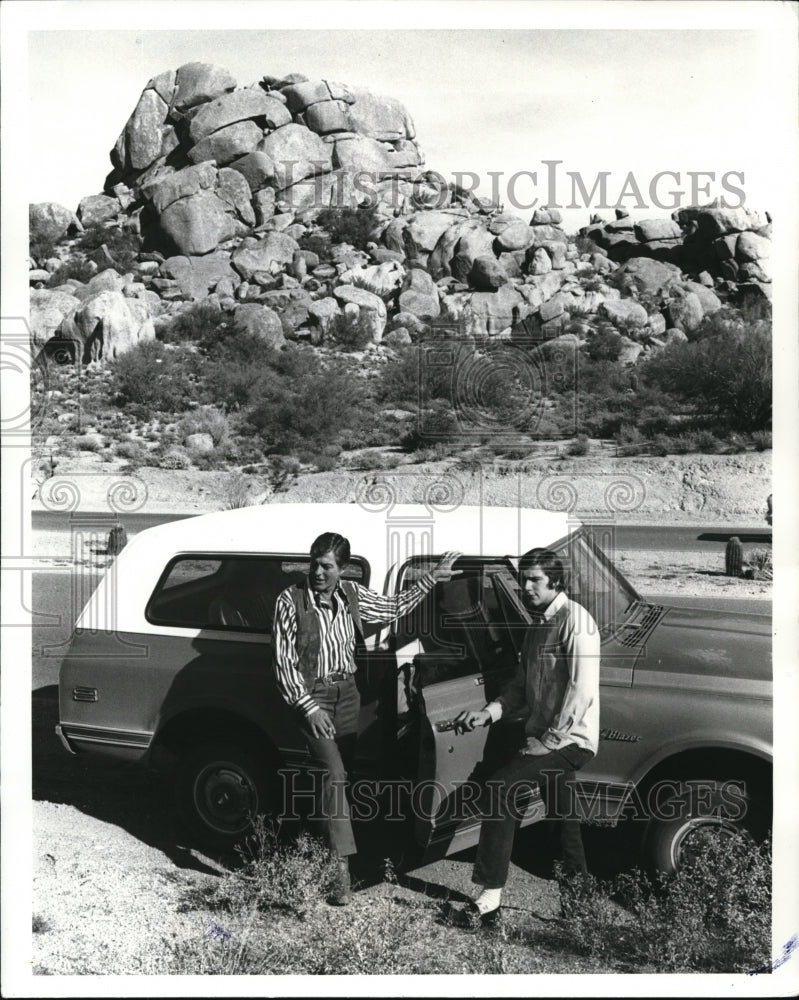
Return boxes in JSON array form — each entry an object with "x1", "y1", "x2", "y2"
[
  {"x1": 306, "y1": 579, "x2": 346, "y2": 608},
  {"x1": 539, "y1": 590, "x2": 567, "y2": 621}
]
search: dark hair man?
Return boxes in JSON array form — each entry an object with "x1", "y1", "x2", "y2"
[
  {"x1": 452, "y1": 546, "x2": 600, "y2": 925},
  {"x1": 273, "y1": 532, "x2": 461, "y2": 905}
]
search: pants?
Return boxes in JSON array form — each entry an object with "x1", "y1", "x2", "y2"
[
  {"x1": 300, "y1": 674, "x2": 360, "y2": 858},
  {"x1": 473, "y1": 743, "x2": 594, "y2": 889}
]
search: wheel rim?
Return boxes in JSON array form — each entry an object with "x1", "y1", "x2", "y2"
[
  {"x1": 193, "y1": 761, "x2": 258, "y2": 835},
  {"x1": 669, "y1": 817, "x2": 748, "y2": 870}
]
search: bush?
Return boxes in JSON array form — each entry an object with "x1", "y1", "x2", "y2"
[
  {"x1": 176, "y1": 405, "x2": 231, "y2": 446},
  {"x1": 556, "y1": 832, "x2": 771, "y2": 972},
  {"x1": 160, "y1": 446, "x2": 192, "y2": 470},
  {"x1": 642, "y1": 315, "x2": 771, "y2": 431},
  {"x1": 47, "y1": 258, "x2": 96, "y2": 287},
  {"x1": 112, "y1": 341, "x2": 200, "y2": 414},
  {"x1": 566, "y1": 434, "x2": 590, "y2": 456},
  {"x1": 585, "y1": 328, "x2": 623, "y2": 362},
  {"x1": 663, "y1": 432, "x2": 697, "y2": 454},
  {"x1": 751, "y1": 430, "x2": 772, "y2": 452},
  {"x1": 76, "y1": 223, "x2": 142, "y2": 272},
  {"x1": 315, "y1": 205, "x2": 381, "y2": 251},
  {"x1": 693, "y1": 429, "x2": 721, "y2": 452},
  {"x1": 332, "y1": 309, "x2": 377, "y2": 351},
  {"x1": 163, "y1": 300, "x2": 230, "y2": 345},
  {"x1": 115, "y1": 440, "x2": 149, "y2": 462},
  {"x1": 297, "y1": 232, "x2": 331, "y2": 261}
]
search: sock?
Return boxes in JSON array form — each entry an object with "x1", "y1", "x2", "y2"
[{"x1": 472, "y1": 887, "x2": 502, "y2": 914}]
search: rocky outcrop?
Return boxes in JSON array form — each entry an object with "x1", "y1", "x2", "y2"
[
  {"x1": 30, "y1": 203, "x2": 83, "y2": 243},
  {"x1": 54, "y1": 290, "x2": 155, "y2": 362}
]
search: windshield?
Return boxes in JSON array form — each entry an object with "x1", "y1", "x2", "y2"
[{"x1": 549, "y1": 528, "x2": 642, "y2": 635}]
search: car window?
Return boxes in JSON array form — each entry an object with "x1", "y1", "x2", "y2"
[
  {"x1": 146, "y1": 554, "x2": 367, "y2": 633},
  {"x1": 395, "y1": 557, "x2": 525, "y2": 685}
]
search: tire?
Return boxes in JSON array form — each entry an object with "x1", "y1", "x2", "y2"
[
  {"x1": 175, "y1": 741, "x2": 271, "y2": 848},
  {"x1": 643, "y1": 779, "x2": 768, "y2": 875}
]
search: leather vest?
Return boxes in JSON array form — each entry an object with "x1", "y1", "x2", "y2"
[{"x1": 288, "y1": 580, "x2": 364, "y2": 687}]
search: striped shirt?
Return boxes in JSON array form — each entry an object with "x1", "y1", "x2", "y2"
[{"x1": 273, "y1": 574, "x2": 436, "y2": 717}]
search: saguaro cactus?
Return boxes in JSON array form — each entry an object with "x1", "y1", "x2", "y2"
[{"x1": 725, "y1": 536, "x2": 743, "y2": 577}]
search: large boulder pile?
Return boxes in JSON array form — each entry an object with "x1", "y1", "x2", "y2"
[
  {"x1": 582, "y1": 202, "x2": 771, "y2": 300},
  {"x1": 103, "y1": 63, "x2": 425, "y2": 256}
]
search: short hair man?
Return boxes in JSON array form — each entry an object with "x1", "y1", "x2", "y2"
[
  {"x1": 454, "y1": 546, "x2": 601, "y2": 925},
  {"x1": 273, "y1": 532, "x2": 461, "y2": 905}
]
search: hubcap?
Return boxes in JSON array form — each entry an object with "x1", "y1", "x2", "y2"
[
  {"x1": 670, "y1": 817, "x2": 747, "y2": 870},
  {"x1": 194, "y1": 762, "x2": 257, "y2": 835}
]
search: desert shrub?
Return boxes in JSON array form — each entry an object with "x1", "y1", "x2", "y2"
[
  {"x1": 692, "y1": 429, "x2": 721, "y2": 452},
  {"x1": 584, "y1": 328, "x2": 623, "y2": 362},
  {"x1": 223, "y1": 472, "x2": 253, "y2": 509},
  {"x1": 315, "y1": 205, "x2": 380, "y2": 251},
  {"x1": 746, "y1": 547, "x2": 773, "y2": 580},
  {"x1": 112, "y1": 341, "x2": 200, "y2": 414},
  {"x1": 115, "y1": 440, "x2": 149, "y2": 462},
  {"x1": 663, "y1": 432, "x2": 697, "y2": 454},
  {"x1": 566, "y1": 434, "x2": 590, "y2": 456},
  {"x1": 29, "y1": 233, "x2": 59, "y2": 266},
  {"x1": 332, "y1": 309, "x2": 377, "y2": 351},
  {"x1": 264, "y1": 455, "x2": 301, "y2": 493},
  {"x1": 750, "y1": 430, "x2": 772, "y2": 452},
  {"x1": 163, "y1": 300, "x2": 230, "y2": 345},
  {"x1": 642, "y1": 317, "x2": 771, "y2": 430},
  {"x1": 556, "y1": 832, "x2": 771, "y2": 972},
  {"x1": 615, "y1": 423, "x2": 646, "y2": 454},
  {"x1": 75, "y1": 434, "x2": 104, "y2": 452},
  {"x1": 176, "y1": 405, "x2": 230, "y2": 446},
  {"x1": 310, "y1": 453, "x2": 339, "y2": 472},
  {"x1": 75, "y1": 223, "x2": 141, "y2": 272},
  {"x1": 297, "y1": 232, "x2": 331, "y2": 261},
  {"x1": 160, "y1": 446, "x2": 193, "y2": 470},
  {"x1": 47, "y1": 258, "x2": 96, "y2": 287},
  {"x1": 197, "y1": 330, "x2": 281, "y2": 412}
]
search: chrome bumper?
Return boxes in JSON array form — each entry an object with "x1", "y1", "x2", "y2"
[{"x1": 55, "y1": 724, "x2": 76, "y2": 755}]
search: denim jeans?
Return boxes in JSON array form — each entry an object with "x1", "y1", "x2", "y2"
[
  {"x1": 300, "y1": 675, "x2": 360, "y2": 857},
  {"x1": 473, "y1": 743, "x2": 594, "y2": 889}
]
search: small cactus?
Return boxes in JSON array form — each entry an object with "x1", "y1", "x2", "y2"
[
  {"x1": 725, "y1": 536, "x2": 743, "y2": 577},
  {"x1": 107, "y1": 525, "x2": 128, "y2": 556}
]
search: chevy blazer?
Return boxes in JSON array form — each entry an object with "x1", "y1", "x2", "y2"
[{"x1": 57, "y1": 503, "x2": 772, "y2": 872}]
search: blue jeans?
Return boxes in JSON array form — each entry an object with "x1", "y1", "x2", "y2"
[
  {"x1": 473, "y1": 743, "x2": 594, "y2": 889},
  {"x1": 300, "y1": 675, "x2": 360, "y2": 857}
]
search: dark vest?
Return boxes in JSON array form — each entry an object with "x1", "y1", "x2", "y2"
[{"x1": 288, "y1": 580, "x2": 364, "y2": 687}]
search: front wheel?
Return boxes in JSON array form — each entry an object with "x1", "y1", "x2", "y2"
[
  {"x1": 175, "y1": 741, "x2": 272, "y2": 848},
  {"x1": 643, "y1": 779, "x2": 768, "y2": 875}
]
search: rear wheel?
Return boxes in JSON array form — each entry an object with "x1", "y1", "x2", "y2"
[
  {"x1": 644, "y1": 779, "x2": 768, "y2": 875},
  {"x1": 175, "y1": 741, "x2": 272, "y2": 848}
]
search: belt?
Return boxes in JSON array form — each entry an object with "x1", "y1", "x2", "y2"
[{"x1": 318, "y1": 671, "x2": 354, "y2": 685}]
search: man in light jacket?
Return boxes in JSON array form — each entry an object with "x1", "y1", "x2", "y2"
[{"x1": 454, "y1": 546, "x2": 600, "y2": 925}]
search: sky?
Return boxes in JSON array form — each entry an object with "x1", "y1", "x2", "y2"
[{"x1": 19, "y1": 15, "x2": 787, "y2": 232}]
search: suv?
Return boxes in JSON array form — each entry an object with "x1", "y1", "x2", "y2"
[{"x1": 57, "y1": 503, "x2": 772, "y2": 872}]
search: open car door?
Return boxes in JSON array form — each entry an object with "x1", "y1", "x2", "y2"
[{"x1": 392, "y1": 559, "x2": 546, "y2": 858}]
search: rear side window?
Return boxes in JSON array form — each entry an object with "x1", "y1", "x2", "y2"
[{"x1": 146, "y1": 555, "x2": 368, "y2": 633}]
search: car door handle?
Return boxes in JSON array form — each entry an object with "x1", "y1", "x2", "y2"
[{"x1": 435, "y1": 718, "x2": 460, "y2": 733}]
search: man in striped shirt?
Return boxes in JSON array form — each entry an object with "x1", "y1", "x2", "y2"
[{"x1": 273, "y1": 531, "x2": 461, "y2": 904}]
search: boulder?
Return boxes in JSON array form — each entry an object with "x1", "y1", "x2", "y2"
[
  {"x1": 174, "y1": 62, "x2": 236, "y2": 112},
  {"x1": 85, "y1": 269, "x2": 127, "y2": 295},
  {"x1": 161, "y1": 252, "x2": 237, "y2": 300},
  {"x1": 386, "y1": 311, "x2": 430, "y2": 339},
  {"x1": 304, "y1": 100, "x2": 353, "y2": 135},
  {"x1": 57, "y1": 290, "x2": 154, "y2": 362},
  {"x1": 30, "y1": 289, "x2": 80, "y2": 350},
  {"x1": 528, "y1": 247, "x2": 552, "y2": 275},
  {"x1": 617, "y1": 336, "x2": 643, "y2": 365},
  {"x1": 667, "y1": 290, "x2": 704, "y2": 334},
  {"x1": 333, "y1": 134, "x2": 394, "y2": 173},
  {"x1": 530, "y1": 223, "x2": 569, "y2": 244},
  {"x1": 469, "y1": 256, "x2": 507, "y2": 292},
  {"x1": 634, "y1": 218, "x2": 681, "y2": 243},
  {"x1": 217, "y1": 167, "x2": 255, "y2": 225},
  {"x1": 495, "y1": 220, "x2": 536, "y2": 252},
  {"x1": 340, "y1": 260, "x2": 405, "y2": 299},
  {"x1": 609, "y1": 257, "x2": 682, "y2": 298},
  {"x1": 143, "y1": 161, "x2": 218, "y2": 213},
  {"x1": 598, "y1": 298, "x2": 649, "y2": 329},
  {"x1": 539, "y1": 295, "x2": 566, "y2": 323},
  {"x1": 188, "y1": 121, "x2": 264, "y2": 167},
  {"x1": 158, "y1": 190, "x2": 237, "y2": 255},
  {"x1": 229, "y1": 151, "x2": 276, "y2": 193},
  {"x1": 332, "y1": 284, "x2": 387, "y2": 342},
  {"x1": 124, "y1": 88, "x2": 168, "y2": 170},
  {"x1": 680, "y1": 280, "x2": 722, "y2": 315},
  {"x1": 646, "y1": 312, "x2": 667, "y2": 337},
  {"x1": 348, "y1": 87, "x2": 414, "y2": 141},
  {"x1": 530, "y1": 207, "x2": 562, "y2": 225},
  {"x1": 465, "y1": 285, "x2": 524, "y2": 338},
  {"x1": 184, "y1": 432, "x2": 215, "y2": 454},
  {"x1": 281, "y1": 79, "x2": 354, "y2": 114},
  {"x1": 665, "y1": 327, "x2": 688, "y2": 345},
  {"x1": 253, "y1": 188, "x2": 277, "y2": 226},
  {"x1": 406, "y1": 211, "x2": 461, "y2": 253},
  {"x1": 231, "y1": 232, "x2": 300, "y2": 280},
  {"x1": 735, "y1": 231, "x2": 771, "y2": 262},
  {"x1": 498, "y1": 251, "x2": 524, "y2": 281},
  {"x1": 455, "y1": 227, "x2": 496, "y2": 267},
  {"x1": 383, "y1": 327, "x2": 412, "y2": 346},
  {"x1": 398, "y1": 267, "x2": 440, "y2": 318},
  {"x1": 29, "y1": 202, "x2": 82, "y2": 243},
  {"x1": 307, "y1": 297, "x2": 341, "y2": 340},
  {"x1": 77, "y1": 194, "x2": 120, "y2": 227},
  {"x1": 231, "y1": 302, "x2": 286, "y2": 348},
  {"x1": 738, "y1": 261, "x2": 771, "y2": 283},
  {"x1": 189, "y1": 90, "x2": 290, "y2": 143},
  {"x1": 691, "y1": 206, "x2": 768, "y2": 237},
  {"x1": 427, "y1": 219, "x2": 482, "y2": 279},
  {"x1": 259, "y1": 123, "x2": 333, "y2": 188}
]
